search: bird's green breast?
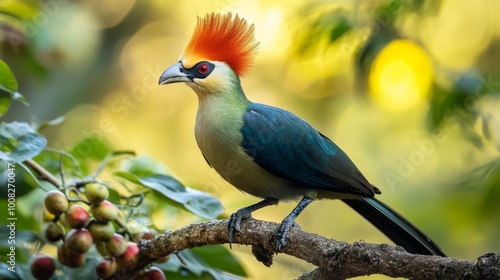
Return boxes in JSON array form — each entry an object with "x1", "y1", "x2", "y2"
[{"x1": 194, "y1": 93, "x2": 306, "y2": 200}]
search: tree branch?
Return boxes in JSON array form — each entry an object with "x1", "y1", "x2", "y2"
[
  {"x1": 24, "y1": 158, "x2": 61, "y2": 188},
  {"x1": 112, "y1": 218, "x2": 500, "y2": 279}
]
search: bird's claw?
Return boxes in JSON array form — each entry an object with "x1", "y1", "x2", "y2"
[
  {"x1": 227, "y1": 208, "x2": 252, "y2": 248},
  {"x1": 275, "y1": 217, "x2": 298, "y2": 252}
]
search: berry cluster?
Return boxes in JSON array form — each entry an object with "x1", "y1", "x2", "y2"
[{"x1": 30, "y1": 184, "x2": 166, "y2": 280}]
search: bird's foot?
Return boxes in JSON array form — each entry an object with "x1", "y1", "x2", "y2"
[
  {"x1": 275, "y1": 217, "x2": 299, "y2": 252},
  {"x1": 227, "y1": 208, "x2": 253, "y2": 248}
]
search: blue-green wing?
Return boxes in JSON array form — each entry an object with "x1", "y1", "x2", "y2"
[{"x1": 241, "y1": 103, "x2": 374, "y2": 196}]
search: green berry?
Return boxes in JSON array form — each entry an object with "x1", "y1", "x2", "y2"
[
  {"x1": 43, "y1": 222, "x2": 65, "y2": 242},
  {"x1": 85, "y1": 184, "x2": 109, "y2": 204},
  {"x1": 44, "y1": 190, "x2": 69, "y2": 216},
  {"x1": 88, "y1": 221, "x2": 115, "y2": 242}
]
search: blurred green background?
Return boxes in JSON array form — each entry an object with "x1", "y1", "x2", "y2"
[{"x1": 1, "y1": 0, "x2": 500, "y2": 279}]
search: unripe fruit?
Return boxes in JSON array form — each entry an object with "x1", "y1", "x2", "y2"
[
  {"x1": 96, "y1": 258, "x2": 117, "y2": 279},
  {"x1": 91, "y1": 200, "x2": 119, "y2": 223},
  {"x1": 95, "y1": 241, "x2": 109, "y2": 257},
  {"x1": 85, "y1": 184, "x2": 109, "y2": 204},
  {"x1": 105, "y1": 233, "x2": 127, "y2": 257},
  {"x1": 58, "y1": 213, "x2": 70, "y2": 229},
  {"x1": 88, "y1": 221, "x2": 115, "y2": 241},
  {"x1": 42, "y1": 205, "x2": 55, "y2": 222},
  {"x1": 57, "y1": 244, "x2": 85, "y2": 268},
  {"x1": 128, "y1": 222, "x2": 154, "y2": 242},
  {"x1": 140, "y1": 266, "x2": 166, "y2": 280},
  {"x1": 73, "y1": 201, "x2": 91, "y2": 211},
  {"x1": 30, "y1": 254, "x2": 55, "y2": 280},
  {"x1": 65, "y1": 228, "x2": 93, "y2": 254},
  {"x1": 44, "y1": 190, "x2": 69, "y2": 216},
  {"x1": 65, "y1": 204, "x2": 90, "y2": 229},
  {"x1": 115, "y1": 242, "x2": 139, "y2": 268},
  {"x1": 43, "y1": 222, "x2": 64, "y2": 242}
]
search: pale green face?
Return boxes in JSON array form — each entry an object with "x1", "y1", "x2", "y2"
[{"x1": 159, "y1": 58, "x2": 239, "y2": 96}]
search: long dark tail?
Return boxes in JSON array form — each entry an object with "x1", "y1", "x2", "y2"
[{"x1": 342, "y1": 197, "x2": 446, "y2": 256}]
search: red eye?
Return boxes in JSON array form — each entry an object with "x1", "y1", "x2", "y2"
[{"x1": 198, "y1": 63, "x2": 209, "y2": 74}]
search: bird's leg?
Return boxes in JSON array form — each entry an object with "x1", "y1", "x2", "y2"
[
  {"x1": 276, "y1": 196, "x2": 313, "y2": 252},
  {"x1": 228, "y1": 198, "x2": 279, "y2": 248}
]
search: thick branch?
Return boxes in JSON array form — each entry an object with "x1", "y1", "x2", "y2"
[{"x1": 112, "y1": 218, "x2": 500, "y2": 279}]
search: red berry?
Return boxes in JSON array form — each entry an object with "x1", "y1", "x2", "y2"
[
  {"x1": 65, "y1": 204, "x2": 90, "y2": 228},
  {"x1": 65, "y1": 228, "x2": 93, "y2": 254},
  {"x1": 96, "y1": 258, "x2": 117, "y2": 279},
  {"x1": 30, "y1": 254, "x2": 55, "y2": 280},
  {"x1": 91, "y1": 200, "x2": 119, "y2": 223},
  {"x1": 44, "y1": 190, "x2": 69, "y2": 216},
  {"x1": 105, "y1": 233, "x2": 127, "y2": 257},
  {"x1": 140, "y1": 266, "x2": 166, "y2": 280},
  {"x1": 115, "y1": 242, "x2": 139, "y2": 268},
  {"x1": 57, "y1": 244, "x2": 85, "y2": 268}
]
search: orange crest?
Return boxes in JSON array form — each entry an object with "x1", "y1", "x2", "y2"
[{"x1": 182, "y1": 13, "x2": 259, "y2": 76}]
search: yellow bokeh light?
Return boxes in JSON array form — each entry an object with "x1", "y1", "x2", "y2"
[{"x1": 369, "y1": 39, "x2": 433, "y2": 112}]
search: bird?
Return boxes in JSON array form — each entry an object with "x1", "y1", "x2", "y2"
[{"x1": 158, "y1": 12, "x2": 446, "y2": 256}]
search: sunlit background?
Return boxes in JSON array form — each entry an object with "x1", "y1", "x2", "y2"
[{"x1": 2, "y1": 0, "x2": 500, "y2": 279}]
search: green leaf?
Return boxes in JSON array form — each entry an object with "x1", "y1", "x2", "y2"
[
  {"x1": 122, "y1": 155, "x2": 171, "y2": 177},
  {"x1": 69, "y1": 136, "x2": 112, "y2": 175},
  {"x1": 181, "y1": 188, "x2": 224, "y2": 219},
  {"x1": 169, "y1": 250, "x2": 206, "y2": 276},
  {"x1": 157, "y1": 250, "x2": 242, "y2": 280},
  {"x1": 0, "y1": 1, "x2": 37, "y2": 21},
  {"x1": 107, "y1": 187, "x2": 121, "y2": 204},
  {"x1": 0, "y1": 61, "x2": 27, "y2": 117},
  {"x1": 0, "y1": 122, "x2": 47, "y2": 163},
  {"x1": 70, "y1": 137, "x2": 111, "y2": 161},
  {"x1": 0, "y1": 91, "x2": 11, "y2": 117},
  {"x1": 0, "y1": 60, "x2": 18, "y2": 94},
  {"x1": 191, "y1": 246, "x2": 247, "y2": 277},
  {"x1": 115, "y1": 172, "x2": 223, "y2": 219},
  {"x1": 328, "y1": 16, "x2": 351, "y2": 43}
]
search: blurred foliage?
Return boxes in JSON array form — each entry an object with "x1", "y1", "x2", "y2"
[
  {"x1": 0, "y1": 0, "x2": 500, "y2": 279},
  {"x1": 288, "y1": 2, "x2": 500, "y2": 270}
]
